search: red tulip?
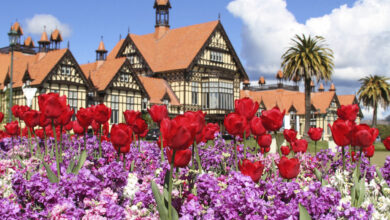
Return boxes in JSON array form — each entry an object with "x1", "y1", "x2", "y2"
[
  {"x1": 308, "y1": 127, "x2": 323, "y2": 141},
  {"x1": 234, "y1": 97, "x2": 259, "y2": 121},
  {"x1": 91, "y1": 120, "x2": 99, "y2": 133},
  {"x1": 5, "y1": 121, "x2": 20, "y2": 136},
  {"x1": 0, "y1": 112, "x2": 4, "y2": 123},
  {"x1": 55, "y1": 106, "x2": 74, "y2": 126},
  {"x1": 35, "y1": 129, "x2": 45, "y2": 139},
  {"x1": 64, "y1": 121, "x2": 73, "y2": 131},
  {"x1": 202, "y1": 123, "x2": 220, "y2": 142},
  {"x1": 281, "y1": 145, "x2": 290, "y2": 156},
  {"x1": 283, "y1": 129, "x2": 297, "y2": 143},
  {"x1": 224, "y1": 113, "x2": 247, "y2": 137},
  {"x1": 72, "y1": 121, "x2": 85, "y2": 135},
  {"x1": 162, "y1": 116, "x2": 196, "y2": 150},
  {"x1": 111, "y1": 123, "x2": 133, "y2": 153},
  {"x1": 328, "y1": 119, "x2": 353, "y2": 147},
  {"x1": 123, "y1": 110, "x2": 141, "y2": 126},
  {"x1": 23, "y1": 110, "x2": 40, "y2": 128},
  {"x1": 167, "y1": 148, "x2": 192, "y2": 168},
  {"x1": 140, "y1": 128, "x2": 148, "y2": 138},
  {"x1": 250, "y1": 117, "x2": 266, "y2": 136},
  {"x1": 11, "y1": 105, "x2": 20, "y2": 118},
  {"x1": 363, "y1": 145, "x2": 375, "y2": 158},
  {"x1": 76, "y1": 107, "x2": 94, "y2": 129},
  {"x1": 157, "y1": 135, "x2": 168, "y2": 148},
  {"x1": 184, "y1": 111, "x2": 206, "y2": 135},
  {"x1": 39, "y1": 112, "x2": 51, "y2": 128},
  {"x1": 350, "y1": 124, "x2": 378, "y2": 148},
  {"x1": 94, "y1": 104, "x2": 111, "y2": 124},
  {"x1": 133, "y1": 118, "x2": 148, "y2": 135},
  {"x1": 383, "y1": 136, "x2": 390, "y2": 151},
  {"x1": 38, "y1": 93, "x2": 67, "y2": 119},
  {"x1": 291, "y1": 139, "x2": 308, "y2": 153},
  {"x1": 277, "y1": 156, "x2": 300, "y2": 179},
  {"x1": 12, "y1": 105, "x2": 30, "y2": 120},
  {"x1": 260, "y1": 107, "x2": 285, "y2": 132},
  {"x1": 148, "y1": 105, "x2": 168, "y2": 124},
  {"x1": 260, "y1": 146, "x2": 270, "y2": 154},
  {"x1": 257, "y1": 134, "x2": 272, "y2": 148},
  {"x1": 337, "y1": 104, "x2": 359, "y2": 122},
  {"x1": 239, "y1": 159, "x2": 264, "y2": 183}
]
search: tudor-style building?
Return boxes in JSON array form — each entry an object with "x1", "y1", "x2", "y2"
[
  {"x1": 0, "y1": 22, "x2": 93, "y2": 118},
  {"x1": 241, "y1": 72, "x2": 363, "y2": 140},
  {"x1": 104, "y1": 0, "x2": 248, "y2": 123}
]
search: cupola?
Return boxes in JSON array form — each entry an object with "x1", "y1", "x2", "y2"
[
  {"x1": 96, "y1": 37, "x2": 107, "y2": 61},
  {"x1": 38, "y1": 29, "x2": 50, "y2": 52},
  {"x1": 50, "y1": 29, "x2": 63, "y2": 50}
]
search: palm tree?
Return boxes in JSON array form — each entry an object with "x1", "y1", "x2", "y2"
[
  {"x1": 281, "y1": 34, "x2": 334, "y2": 137},
  {"x1": 358, "y1": 75, "x2": 390, "y2": 127}
]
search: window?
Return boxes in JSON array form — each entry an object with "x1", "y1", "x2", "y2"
[
  {"x1": 120, "y1": 73, "x2": 129, "y2": 82},
  {"x1": 191, "y1": 82, "x2": 199, "y2": 105},
  {"x1": 68, "y1": 91, "x2": 78, "y2": 120},
  {"x1": 142, "y1": 98, "x2": 148, "y2": 110},
  {"x1": 111, "y1": 95, "x2": 119, "y2": 124},
  {"x1": 310, "y1": 110, "x2": 317, "y2": 127},
  {"x1": 126, "y1": 96, "x2": 134, "y2": 110},
  {"x1": 201, "y1": 81, "x2": 233, "y2": 110},
  {"x1": 127, "y1": 56, "x2": 135, "y2": 64},
  {"x1": 51, "y1": 89, "x2": 59, "y2": 94},
  {"x1": 290, "y1": 111, "x2": 296, "y2": 130},
  {"x1": 210, "y1": 51, "x2": 223, "y2": 62},
  {"x1": 163, "y1": 99, "x2": 169, "y2": 106},
  {"x1": 61, "y1": 66, "x2": 71, "y2": 75}
]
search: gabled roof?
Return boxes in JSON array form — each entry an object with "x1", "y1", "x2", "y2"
[
  {"x1": 240, "y1": 89, "x2": 340, "y2": 115},
  {"x1": 39, "y1": 31, "x2": 49, "y2": 43},
  {"x1": 154, "y1": 0, "x2": 171, "y2": 7},
  {"x1": 11, "y1": 22, "x2": 23, "y2": 35},
  {"x1": 338, "y1": 95, "x2": 356, "y2": 106},
  {"x1": 80, "y1": 58, "x2": 127, "y2": 91},
  {"x1": 24, "y1": 36, "x2": 35, "y2": 47},
  {"x1": 51, "y1": 29, "x2": 63, "y2": 42},
  {"x1": 0, "y1": 49, "x2": 68, "y2": 89},
  {"x1": 138, "y1": 76, "x2": 180, "y2": 106}
]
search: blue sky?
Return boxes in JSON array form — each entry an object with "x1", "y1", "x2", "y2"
[{"x1": 1, "y1": 0, "x2": 388, "y2": 119}]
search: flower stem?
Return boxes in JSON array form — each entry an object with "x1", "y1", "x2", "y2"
[
  {"x1": 315, "y1": 141, "x2": 317, "y2": 155},
  {"x1": 234, "y1": 138, "x2": 238, "y2": 171},
  {"x1": 59, "y1": 125, "x2": 63, "y2": 163},
  {"x1": 27, "y1": 127, "x2": 33, "y2": 157},
  {"x1": 342, "y1": 146, "x2": 345, "y2": 170},
  {"x1": 160, "y1": 135, "x2": 165, "y2": 162},
  {"x1": 98, "y1": 124, "x2": 102, "y2": 158},
  {"x1": 52, "y1": 120, "x2": 61, "y2": 180},
  {"x1": 243, "y1": 130, "x2": 247, "y2": 159},
  {"x1": 43, "y1": 130, "x2": 48, "y2": 156},
  {"x1": 168, "y1": 149, "x2": 177, "y2": 219},
  {"x1": 138, "y1": 135, "x2": 141, "y2": 152},
  {"x1": 194, "y1": 141, "x2": 203, "y2": 173},
  {"x1": 83, "y1": 128, "x2": 87, "y2": 151}
]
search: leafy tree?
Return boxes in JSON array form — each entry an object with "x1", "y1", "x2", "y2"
[
  {"x1": 358, "y1": 75, "x2": 390, "y2": 127},
  {"x1": 281, "y1": 34, "x2": 334, "y2": 137}
]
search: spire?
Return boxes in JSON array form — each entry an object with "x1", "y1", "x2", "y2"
[
  {"x1": 258, "y1": 76, "x2": 265, "y2": 85},
  {"x1": 96, "y1": 36, "x2": 107, "y2": 61},
  {"x1": 10, "y1": 21, "x2": 23, "y2": 45},
  {"x1": 154, "y1": 0, "x2": 171, "y2": 28},
  {"x1": 329, "y1": 83, "x2": 336, "y2": 91},
  {"x1": 318, "y1": 83, "x2": 324, "y2": 92},
  {"x1": 24, "y1": 36, "x2": 35, "y2": 48},
  {"x1": 38, "y1": 27, "x2": 50, "y2": 52},
  {"x1": 50, "y1": 29, "x2": 63, "y2": 50}
]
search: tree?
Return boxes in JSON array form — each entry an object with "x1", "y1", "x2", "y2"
[
  {"x1": 281, "y1": 34, "x2": 334, "y2": 138},
  {"x1": 358, "y1": 75, "x2": 390, "y2": 127}
]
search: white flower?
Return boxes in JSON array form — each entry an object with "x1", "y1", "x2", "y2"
[{"x1": 123, "y1": 173, "x2": 139, "y2": 200}]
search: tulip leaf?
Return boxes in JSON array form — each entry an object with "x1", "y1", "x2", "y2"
[
  {"x1": 314, "y1": 168, "x2": 322, "y2": 182},
  {"x1": 299, "y1": 203, "x2": 312, "y2": 220},
  {"x1": 66, "y1": 159, "x2": 75, "y2": 174},
  {"x1": 151, "y1": 180, "x2": 169, "y2": 220},
  {"x1": 130, "y1": 160, "x2": 135, "y2": 172},
  {"x1": 356, "y1": 173, "x2": 366, "y2": 207},
  {"x1": 42, "y1": 161, "x2": 59, "y2": 183},
  {"x1": 72, "y1": 150, "x2": 87, "y2": 175},
  {"x1": 172, "y1": 206, "x2": 179, "y2": 220}
]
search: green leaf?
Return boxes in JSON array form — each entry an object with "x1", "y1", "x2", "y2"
[
  {"x1": 314, "y1": 168, "x2": 322, "y2": 182},
  {"x1": 356, "y1": 173, "x2": 366, "y2": 207},
  {"x1": 72, "y1": 150, "x2": 87, "y2": 174},
  {"x1": 130, "y1": 160, "x2": 135, "y2": 172},
  {"x1": 299, "y1": 203, "x2": 312, "y2": 220},
  {"x1": 42, "y1": 161, "x2": 59, "y2": 183},
  {"x1": 151, "y1": 180, "x2": 169, "y2": 220},
  {"x1": 376, "y1": 167, "x2": 390, "y2": 189},
  {"x1": 66, "y1": 159, "x2": 75, "y2": 174}
]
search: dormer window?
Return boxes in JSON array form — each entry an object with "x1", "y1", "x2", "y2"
[
  {"x1": 210, "y1": 51, "x2": 223, "y2": 62},
  {"x1": 25, "y1": 80, "x2": 31, "y2": 86},
  {"x1": 163, "y1": 99, "x2": 169, "y2": 105},
  {"x1": 142, "y1": 98, "x2": 148, "y2": 110}
]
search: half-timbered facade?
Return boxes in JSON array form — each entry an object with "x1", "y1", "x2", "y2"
[
  {"x1": 0, "y1": 23, "x2": 93, "y2": 122},
  {"x1": 104, "y1": 0, "x2": 248, "y2": 124}
]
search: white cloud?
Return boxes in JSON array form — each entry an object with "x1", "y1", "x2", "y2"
[
  {"x1": 361, "y1": 106, "x2": 388, "y2": 120},
  {"x1": 25, "y1": 14, "x2": 71, "y2": 38},
  {"x1": 227, "y1": 0, "x2": 390, "y2": 81}
]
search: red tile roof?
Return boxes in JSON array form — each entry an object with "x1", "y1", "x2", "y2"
[
  {"x1": 338, "y1": 95, "x2": 356, "y2": 106},
  {"x1": 138, "y1": 76, "x2": 180, "y2": 106},
  {"x1": 108, "y1": 20, "x2": 219, "y2": 73},
  {"x1": 0, "y1": 49, "x2": 68, "y2": 89},
  {"x1": 39, "y1": 31, "x2": 49, "y2": 43},
  {"x1": 50, "y1": 29, "x2": 63, "y2": 42},
  {"x1": 240, "y1": 89, "x2": 339, "y2": 114},
  {"x1": 24, "y1": 36, "x2": 35, "y2": 47},
  {"x1": 11, "y1": 22, "x2": 23, "y2": 35}
]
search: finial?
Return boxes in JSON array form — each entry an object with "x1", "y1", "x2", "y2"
[
  {"x1": 67, "y1": 40, "x2": 70, "y2": 49},
  {"x1": 128, "y1": 26, "x2": 130, "y2": 34},
  {"x1": 101, "y1": 36, "x2": 103, "y2": 41},
  {"x1": 218, "y1": 13, "x2": 221, "y2": 21},
  {"x1": 119, "y1": 34, "x2": 122, "y2": 40},
  {"x1": 43, "y1": 25, "x2": 46, "y2": 31}
]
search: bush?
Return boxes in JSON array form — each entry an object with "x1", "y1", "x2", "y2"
[{"x1": 377, "y1": 124, "x2": 390, "y2": 140}]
